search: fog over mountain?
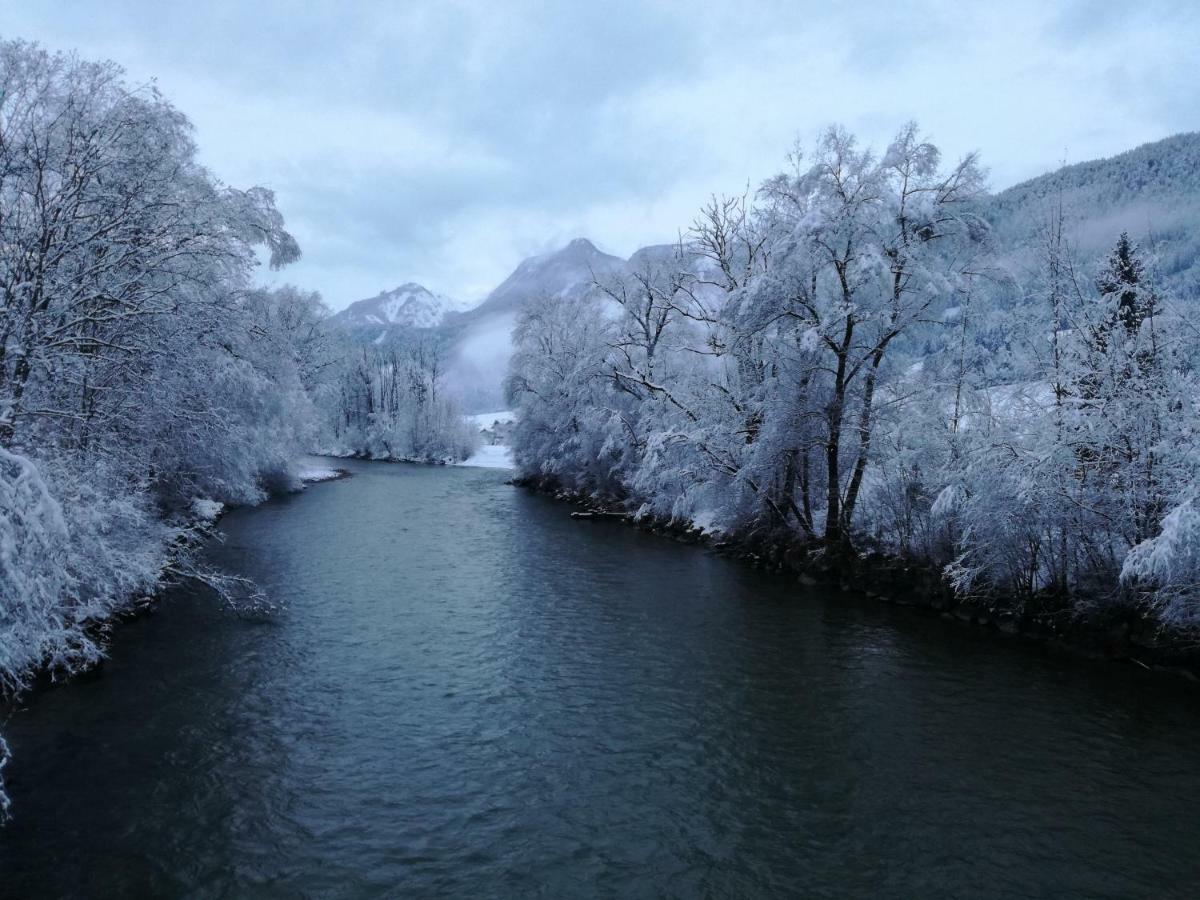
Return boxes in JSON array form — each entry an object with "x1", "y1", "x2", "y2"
[
  {"x1": 987, "y1": 131, "x2": 1200, "y2": 297},
  {"x1": 329, "y1": 238, "x2": 630, "y2": 410},
  {"x1": 442, "y1": 239, "x2": 627, "y2": 410},
  {"x1": 332, "y1": 132, "x2": 1200, "y2": 412}
]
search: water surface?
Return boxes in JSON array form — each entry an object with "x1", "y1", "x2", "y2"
[{"x1": 3, "y1": 460, "x2": 1199, "y2": 898}]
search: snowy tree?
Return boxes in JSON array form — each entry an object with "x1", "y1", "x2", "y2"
[
  {"x1": 1122, "y1": 499, "x2": 1200, "y2": 627},
  {"x1": 505, "y1": 290, "x2": 625, "y2": 497},
  {"x1": 743, "y1": 124, "x2": 987, "y2": 547},
  {"x1": 318, "y1": 333, "x2": 477, "y2": 462},
  {"x1": 0, "y1": 41, "x2": 322, "y2": 813}
]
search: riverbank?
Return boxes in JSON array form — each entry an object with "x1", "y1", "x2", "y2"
[
  {"x1": 315, "y1": 411, "x2": 514, "y2": 471},
  {"x1": 0, "y1": 456, "x2": 353, "y2": 815},
  {"x1": 522, "y1": 478, "x2": 1200, "y2": 680},
  {"x1": 316, "y1": 445, "x2": 515, "y2": 470}
]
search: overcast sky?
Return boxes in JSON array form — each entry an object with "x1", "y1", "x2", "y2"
[{"x1": 5, "y1": 1, "x2": 1198, "y2": 309}]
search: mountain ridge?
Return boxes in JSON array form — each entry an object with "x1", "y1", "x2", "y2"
[
  {"x1": 986, "y1": 131, "x2": 1200, "y2": 296},
  {"x1": 329, "y1": 282, "x2": 465, "y2": 341}
]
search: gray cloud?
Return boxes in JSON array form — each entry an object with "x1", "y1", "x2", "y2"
[{"x1": 4, "y1": 1, "x2": 1198, "y2": 308}]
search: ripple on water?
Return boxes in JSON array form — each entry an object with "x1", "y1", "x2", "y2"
[{"x1": 3, "y1": 461, "x2": 1200, "y2": 898}]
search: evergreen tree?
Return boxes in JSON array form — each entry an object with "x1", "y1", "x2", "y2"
[{"x1": 1096, "y1": 232, "x2": 1150, "y2": 337}]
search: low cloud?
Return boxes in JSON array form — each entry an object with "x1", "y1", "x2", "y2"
[{"x1": 5, "y1": 0, "x2": 1198, "y2": 307}]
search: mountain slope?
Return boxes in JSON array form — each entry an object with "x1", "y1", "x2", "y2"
[
  {"x1": 986, "y1": 132, "x2": 1200, "y2": 297},
  {"x1": 465, "y1": 238, "x2": 626, "y2": 319},
  {"x1": 444, "y1": 238, "x2": 627, "y2": 410}
]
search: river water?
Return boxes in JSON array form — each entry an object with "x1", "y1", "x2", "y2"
[{"x1": 3, "y1": 460, "x2": 1199, "y2": 898}]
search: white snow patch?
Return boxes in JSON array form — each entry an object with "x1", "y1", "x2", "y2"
[
  {"x1": 458, "y1": 444, "x2": 514, "y2": 469},
  {"x1": 191, "y1": 498, "x2": 224, "y2": 521},
  {"x1": 690, "y1": 510, "x2": 723, "y2": 535},
  {"x1": 298, "y1": 463, "x2": 343, "y2": 483}
]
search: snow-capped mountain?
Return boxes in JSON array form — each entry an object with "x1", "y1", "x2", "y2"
[
  {"x1": 323, "y1": 241, "x2": 630, "y2": 410},
  {"x1": 330, "y1": 283, "x2": 465, "y2": 340},
  {"x1": 333, "y1": 134, "x2": 1200, "y2": 412}
]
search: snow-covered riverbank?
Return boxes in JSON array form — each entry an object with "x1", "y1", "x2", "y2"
[
  {"x1": 458, "y1": 444, "x2": 514, "y2": 469},
  {"x1": 458, "y1": 410, "x2": 515, "y2": 469},
  {"x1": 296, "y1": 460, "x2": 350, "y2": 483}
]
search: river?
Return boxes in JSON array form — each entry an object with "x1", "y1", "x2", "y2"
[{"x1": 2, "y1": 459, "x2": 1199, "y2": 898}]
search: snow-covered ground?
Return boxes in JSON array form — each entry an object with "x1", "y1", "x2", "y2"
[
  {"x1": 458, "y1": 444, "x2": 514, "y2": 469},
  {"x1": 191, "y1": 497, "x2": 225, "y2": 521},
  {"x1": 296, "y1": 458, "x2": 347, "y2": 483},
  {"x1": 458, "y1": 409, "x2": 515, "y2": 469}
]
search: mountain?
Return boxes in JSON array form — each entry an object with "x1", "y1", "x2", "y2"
[
  {"x1": 444, "y1": 238, "x2": 627, "y2": 410},
  {"x1": 323, "y1": 241, "x2": 628, "y2": 410},
  {"x1": 986, "y1": 132, "x2": 1200, "y2": 298},
  {"x1": 465, "y1": 238, "x2": 627, "y2": 319},
  {"x1": 330, "y1": 282, "x2": 464, "y2": 342}
]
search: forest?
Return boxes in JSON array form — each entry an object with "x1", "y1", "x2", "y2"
[{"x1": 506, "y1": 125, "x2": 1200, "y2": 643}]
